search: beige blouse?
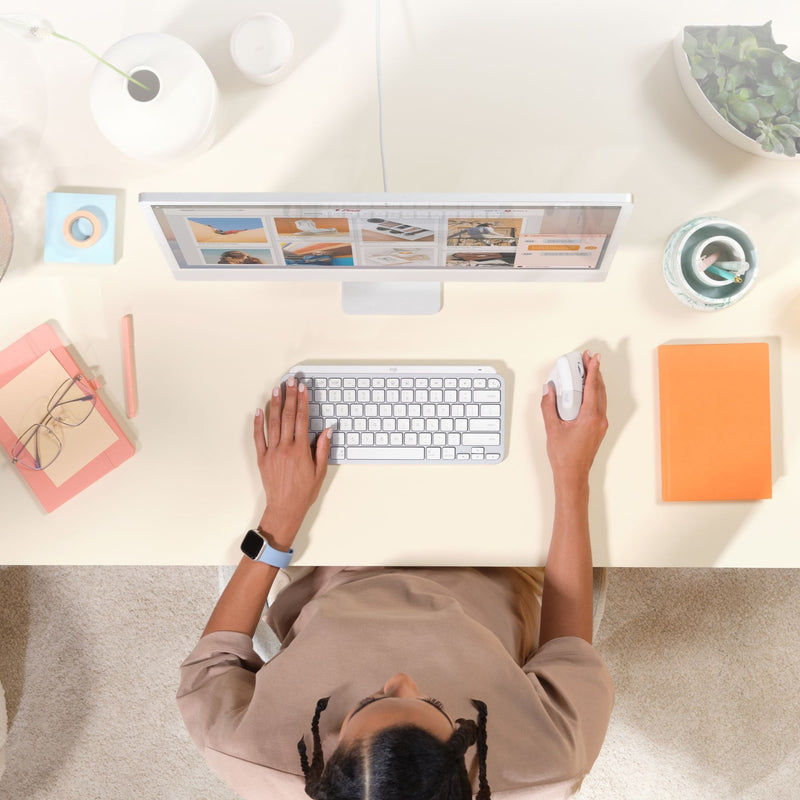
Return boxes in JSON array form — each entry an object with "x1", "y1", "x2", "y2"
[{"x1": 178, "y1": 567, "x2": 613, "y2": 799}]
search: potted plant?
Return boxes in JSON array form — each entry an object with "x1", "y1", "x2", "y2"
[{"x1": 674, "y1": 21, "x2": 800, "y2": 158}]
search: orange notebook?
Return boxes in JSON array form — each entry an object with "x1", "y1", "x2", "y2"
[{"x1": 658, "y1": 343, "x2": 772, "y2": 501}]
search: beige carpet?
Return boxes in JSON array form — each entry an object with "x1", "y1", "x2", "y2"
[{"x1": 0, "y1": 567, "x2": 797, "y2": 799}]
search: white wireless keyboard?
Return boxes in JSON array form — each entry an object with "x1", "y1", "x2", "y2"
[{"x1": 284, "y1": 365, "x2": 505, "y2": 464}]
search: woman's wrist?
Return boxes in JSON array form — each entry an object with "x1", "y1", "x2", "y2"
[
  {"x1": 552, "y1": 473, "x2": 590, "y2": 505},
  {"x1": 258, "y1": 509, "x2": 299, "y2": 551}
]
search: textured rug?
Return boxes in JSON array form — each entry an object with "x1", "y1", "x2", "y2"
[{"x1": 0, "y1": 567, "x2": 797, "y2": 799}]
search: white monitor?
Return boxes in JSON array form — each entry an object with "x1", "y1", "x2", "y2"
[{"x1": 139, "y1": 192, "x2": 633, "y2": 314}]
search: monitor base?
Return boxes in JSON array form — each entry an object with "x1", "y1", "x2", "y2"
[{"x1": 341, "y1": 281, "x2": 442, "y2": 315}]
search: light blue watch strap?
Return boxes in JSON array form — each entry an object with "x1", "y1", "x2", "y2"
[{"x1": 256, "y1": 537, "x2": 294, "y2": 569}]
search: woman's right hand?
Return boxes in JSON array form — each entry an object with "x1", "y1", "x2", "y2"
[
  {"x1": 254, "y1": 377, "x2": 332, "y2": 549},
  {"x1": 540, "y1": 351, "x2": 608, "y2": 490}
]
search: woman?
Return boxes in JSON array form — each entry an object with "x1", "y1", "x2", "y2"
[{"x1": 178, "y1": 353, "x2": 612, "y2": 799}]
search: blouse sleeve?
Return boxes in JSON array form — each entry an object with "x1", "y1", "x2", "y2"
[
  {"x1": 177, "y1": 631, "x2": 264, "y2": 750},
  {"x1": 522, "y1": 636, "x2": 614, "y2": 776}
]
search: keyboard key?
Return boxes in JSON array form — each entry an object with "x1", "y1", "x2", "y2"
[
  {"x1": 469, "y1": 418, "x2": 501, "y2": 431},
  {"x1": 462, "y1": 433, "x2": 501, "y2": 446},
  {"x1": 473, "y1": 390, "x2": 501, "y2": 403},
  {"x1": 347, "y1": 447, "x2": 425, "y2": 459}
]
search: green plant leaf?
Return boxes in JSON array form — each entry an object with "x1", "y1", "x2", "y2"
[
  {"x1": 778, "y1": 134, "x2": 797, "y2": 156},
  {"x1": 727, "y1": 109, "x2": 749, "y2": 132},
  {"x1": 775, "y1": 122, "x2": 800, "y2": 137},
  {"x1": 757, "y1": 84, "x2": 776, "y2": 96},
  {"x1": 729, "y1": 98, "x2": 760, "y2": 125},
  {"x1": 753, "y1": 99, "x2": 777, "y2": 118},
  {"x1": 773, "y1": 86, "x2": 794, "y2": 111}
]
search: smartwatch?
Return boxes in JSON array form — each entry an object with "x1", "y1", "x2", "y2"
[{"x1": 240, "y1": 529, "x2": 294, "y2": 569}]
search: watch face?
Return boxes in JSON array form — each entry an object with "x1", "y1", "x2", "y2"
[{"x1": 241, "y1": 529, "x2": 264, "y2": 560}]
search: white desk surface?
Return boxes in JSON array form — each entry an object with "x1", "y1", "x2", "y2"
[{"x1": 1, "y1": 0, "x2": 799, "y2": 566}]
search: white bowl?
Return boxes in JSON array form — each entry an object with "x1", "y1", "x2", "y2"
[{"x1": 673, "y1": 29, "x2": 798, "y2": 161}]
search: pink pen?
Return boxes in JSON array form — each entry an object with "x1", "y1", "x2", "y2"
[{"x1": 121, "y1": 314, "x2": 137, "y2": 418}]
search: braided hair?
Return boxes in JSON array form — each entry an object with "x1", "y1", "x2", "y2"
[{"x1": 297, "y1": 697, "x2": 491, "y2": 800}]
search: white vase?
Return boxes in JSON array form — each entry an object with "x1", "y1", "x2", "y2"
[{"x1": 89, "y1": 32, "x2": 218, "y2": 161}]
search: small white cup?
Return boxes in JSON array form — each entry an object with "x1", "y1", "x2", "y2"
[
  {"x1": 690, "y1": 235, "x2": 746, "y2": 287},
  {"x1": 230, "y1": 13, "x2": 294, "y2": 85}
]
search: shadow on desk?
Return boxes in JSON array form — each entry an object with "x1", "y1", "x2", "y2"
[{"x1": 163, "y1": 0, "x2": 344, "y2": 146}]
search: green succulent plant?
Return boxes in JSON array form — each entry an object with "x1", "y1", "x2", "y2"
[{"x1": 683, "y1": 21, "x2": 800, "y2": 156}]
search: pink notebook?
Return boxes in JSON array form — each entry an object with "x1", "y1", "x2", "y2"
[{"x1": 0, "y1": 323, "x2": 135, "y2": 512}]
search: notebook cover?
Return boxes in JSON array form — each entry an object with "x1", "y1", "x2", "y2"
[
  {"x1": 0, "y1": 322, "x2": 135, "y2": 512},
  {"x1": 658, "y1": 343, "x2": 772, "y2": 501}
]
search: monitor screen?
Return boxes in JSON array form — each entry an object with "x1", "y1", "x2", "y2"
[{"x1": 139, "y1": 192, "x2": 633, "y2": 313}]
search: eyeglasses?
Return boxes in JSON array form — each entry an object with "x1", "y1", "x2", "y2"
[{"x1": 11, "y1": 374, "x2": 97, "y2": 471}]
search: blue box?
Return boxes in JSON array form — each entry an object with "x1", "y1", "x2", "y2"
[{"x1": 44, "y1": 191, "x2": 118, "y2": 264}]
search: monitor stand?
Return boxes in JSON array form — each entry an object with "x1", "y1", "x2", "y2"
[{"x1": 341, "y1": 281, "x2": 442, "y2": 315}]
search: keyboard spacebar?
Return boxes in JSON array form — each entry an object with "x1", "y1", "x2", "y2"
[{"x1": 346, "y1": 447, "x2": 425, "y2": 460}]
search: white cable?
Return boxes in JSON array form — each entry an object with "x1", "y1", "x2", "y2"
[{"x1": 375, "y1": 0, "x2": 389, "y2": 192}]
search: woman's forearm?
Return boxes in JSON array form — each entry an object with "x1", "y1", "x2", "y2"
[
  {"x1": 202, "y1": 555, "x2": 279, "y2": 637},
  {"x1": 538, "y1": 479, "x2": 593, "y2": 647}
]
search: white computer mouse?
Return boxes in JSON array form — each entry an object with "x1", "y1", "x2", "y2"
[{"x1": 546, "y1": 351, "x2": 585, "y2": 421}]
